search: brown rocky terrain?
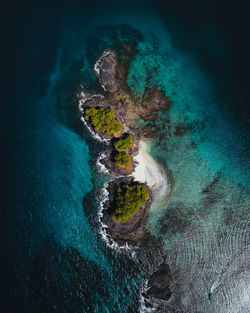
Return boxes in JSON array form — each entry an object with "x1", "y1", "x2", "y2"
[{"x1": 96, "y1": 51, "x2": 119, "y2": 93}]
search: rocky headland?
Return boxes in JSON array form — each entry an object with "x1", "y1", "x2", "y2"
[
  {"x1": 101, "y1": 177, "x2": 152, "y2": 245},
  {"x1": 79, "y1": 49, "x2": 173, "y2": 304}
]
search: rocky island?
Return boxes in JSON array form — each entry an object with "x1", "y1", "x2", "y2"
[{"x1": 79, "y1": 49, "x2": 173, "y2": 305}]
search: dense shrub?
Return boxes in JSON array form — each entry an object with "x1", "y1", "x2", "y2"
[
  {"x1": 112, "y1": 183, "x2": 149, "y2": 222},
  {"x1": 84, "y1": 107, "x2": 124, "y2": 135},
  {"x1": 114, "y1": 152, "x2": 131, "y2": 169},
  {"x1": 114, "y1": 133, "x2": 133, "y2": 151}
]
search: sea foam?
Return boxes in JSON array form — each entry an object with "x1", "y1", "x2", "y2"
[
  {"x1": 96, "y1": 152, "x2": 109, "y2": 174},
  {"x1": 97, "y1": 182, "x2": 135, "y2": 255},
  {"x1": 139, "y1": 279, "x2": 157, "y2": 313},
  {"x1": 78, "y1": 90, "x2": 110, "y2": 144},
  {"x1": 79, "y1": 87, "x2": 135, "y2": 255}
]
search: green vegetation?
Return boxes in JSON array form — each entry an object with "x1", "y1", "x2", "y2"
[
  {"x1": 84, "y1": 107, "x2": 124, "y2": 135},
  {"x1": 113, "y1": 183, "x2": 149, "y2": 222},
  {"x1": 114, "y1": 133, "x2": 133, "y2": 151},
  {"x1": 114, "y1": 152, "x2": 131, "y2": 169}
]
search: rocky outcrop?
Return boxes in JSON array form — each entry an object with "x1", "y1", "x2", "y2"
[
  {"x1": 79, "y1": 50, "x2": 173, "y2": 306},
  {"x1": 96, "y1": 51, "x2": 118, "y2": 93},
  {"x1": 79, "y1": 96, "x2": 124, "y2": 140},
  {"x1": 146, "y1": 261, "x2": 173, "y2": 301},
  {"x1": 101, "y1": 177, "x2": 153, "y2": 245},
  {"x1": 79, "y1": 51, "x2": 170, "y2": 246}
]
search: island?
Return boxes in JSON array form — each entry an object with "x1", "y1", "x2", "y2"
[{"x1": 78, "y1": 49, "x2": 173, "y2": 304}]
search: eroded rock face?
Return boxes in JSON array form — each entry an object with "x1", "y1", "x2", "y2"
[
  {"x1": 147, "y1": 263, "x2": 173, "y2": 301},
  {"x1": 98, "y1": 51, "x2": 118, "y2": 93}
]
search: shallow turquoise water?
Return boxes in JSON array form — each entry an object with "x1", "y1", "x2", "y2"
[
  {"x1": 127, "y1": 17, "x2": 250, "y2": 313},
  {"x1": 3, "y1": 1, "x2": 249, "y2": 313}
]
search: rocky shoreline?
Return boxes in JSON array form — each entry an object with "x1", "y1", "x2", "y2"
[{"x1": 79, "y1": 49, "x2": 173, "y2": 305}]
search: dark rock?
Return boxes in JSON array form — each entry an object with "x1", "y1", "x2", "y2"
[
  {"x1": 147, "y1": 263, "x2": 173, "y2": 301},
  {"x1": 98, "y1": 51, "x2": 118, "y2": 93},
  {"x1": 100, "y1": 71, "x2": 113, "y2": 84}
]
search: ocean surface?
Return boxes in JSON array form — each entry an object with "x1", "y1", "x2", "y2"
[{"x1": 1, "y1": 1, "x2": 250, "y2": 312}]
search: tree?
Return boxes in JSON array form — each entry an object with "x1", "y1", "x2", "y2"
[
  {"x1": 84, "y1": 107, "x2": 124, "y2": 135},
  {"x1": 114, "y1": 152, "x2": 131, "y2": 169},
  {"x1": 112, "y1": 183, "x2": 149, "y2": 222},
  {"x1": 114, "y1": 133, "x2": 133, "y2": 151}
]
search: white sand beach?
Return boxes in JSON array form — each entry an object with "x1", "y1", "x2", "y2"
[{"x1": 132, "y1": 141, "x2": 169, "y2": 205}]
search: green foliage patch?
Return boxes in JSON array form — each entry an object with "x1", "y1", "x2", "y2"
[
  {"x1": 114, "y1": 133, "x2": 133, "y2": 151},
  {"x1": 114, "y1": 152, "x2": 131, "y2": 169},
  {"x1": 112, "y1": 183, "x2": 149, "y2": 222},
  {"x1": 84, "y1": 107, "x2": 124, "y2": 135}
]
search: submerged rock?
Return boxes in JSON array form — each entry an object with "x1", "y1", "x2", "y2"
[
  {"x1": 138, "y1": 87, "x2": 171, "y2": 121},
  {"x1": 140, "y1": 124, "x2": 157, "y2": 140}
]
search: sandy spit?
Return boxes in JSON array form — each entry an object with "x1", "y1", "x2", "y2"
[{"x1": 132, "y1": 141, "x2": 170, "y2": 206}]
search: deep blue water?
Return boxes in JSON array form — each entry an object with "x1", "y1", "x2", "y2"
[{"x1": 1, "y1": 1, "x2": 250, "y2": 312}]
